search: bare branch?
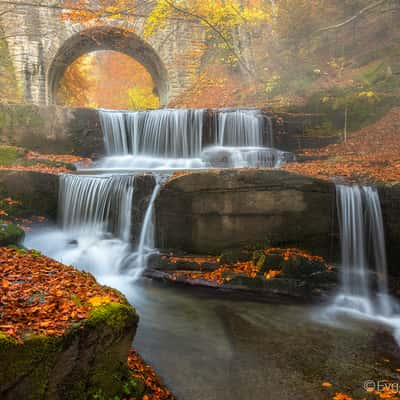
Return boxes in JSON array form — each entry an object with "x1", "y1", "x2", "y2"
[
  {"x1": 315, "y1": 0, "x2": 392, "y2": 33},
  {"x1": 163, "y1": 0, "x2": 254, "y2": 77}
]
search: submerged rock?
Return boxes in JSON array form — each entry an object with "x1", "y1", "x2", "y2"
[{"x1": 146, "y1": 248, "x2": 338, "y2": 301}]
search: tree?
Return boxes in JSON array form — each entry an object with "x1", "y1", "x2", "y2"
[{"x1": 62, "y1": 0, "x2": 271, "y2": 77}]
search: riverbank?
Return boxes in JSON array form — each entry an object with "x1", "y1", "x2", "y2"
[{"x1": 0, "y1": 246, "x2": 174, "y2": 400}]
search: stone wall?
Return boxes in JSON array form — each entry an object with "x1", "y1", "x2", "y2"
[
  {"x1": 0, "y1": 104, "x2": 103, "y2": 158},
  {"x1": 0, "y1": 0, "x2": 206, "y2": 106},
  {"x1": 155, "y1": 169, "x2": 338, "y2": 259}
]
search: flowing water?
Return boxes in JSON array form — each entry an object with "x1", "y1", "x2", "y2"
[
  {"x1": 93, "y1": 108, "x2": 290, "y2": 170},
  {"x1": 323, "y1": 185, "x2": 400, "y2": 343},
  {"x1": 23, "y1": 110, "x2": 400, "y2": 399}
]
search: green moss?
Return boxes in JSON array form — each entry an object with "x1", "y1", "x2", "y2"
[
  {"x1": 0, "y1": 334, "x2": 64, "y2": 399},
  {"x1": 0, "y1": 330, "x2": 18, "y2": 348},
  {"x1": 88, "y1": 302, "x2": 138, "y2": 330},
  {"x1": 0, "y1": 145, "x2": 24, "y2": 166},
  {"x1": 0, "y1": 221, "x2": 24, "y2": 245},
  {"x1": 219, "y1": 248, "x2": 252, "y2": 264}
]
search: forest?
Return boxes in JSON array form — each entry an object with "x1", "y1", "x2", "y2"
[{"x1": 0, "y1": 1, "x2": 400, "y2": 400}]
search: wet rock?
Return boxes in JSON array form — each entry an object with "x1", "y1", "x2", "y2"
[{"x1": 145, "y1": 247, "x2": 338, "y2": 302}]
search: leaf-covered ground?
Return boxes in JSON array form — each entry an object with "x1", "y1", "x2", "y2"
[
  {"x1": 0, "y1": 246, "x2": 123, "y2": 341},
  {"x1": 0, "y1": 145, "x2": 91, "y2": 174},
  {"x1": 283, "y1": 107, "x2": 400, "y2": 184},
  {"x1": 128, "y1": 350, "x2": 175, "y2": 400}
]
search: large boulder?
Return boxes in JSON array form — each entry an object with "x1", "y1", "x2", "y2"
[
  {"x1": 0, "y1": 247, "x2": 139, "y2": 400},
  {"x1": 156, "y1": 169, "x2": 337, "y2": 258},
  {"x1": 0, "y1": 302, "x2": 138, "y2": 400}
]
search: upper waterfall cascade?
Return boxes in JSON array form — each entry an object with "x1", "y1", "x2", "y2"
[{"x1": 96, "y1": 108, "x2": 293, "y2": 170}]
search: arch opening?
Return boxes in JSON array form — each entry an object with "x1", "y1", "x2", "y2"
[{"x1": 48, "y1": 27, "x2": 168, "y2": 108}]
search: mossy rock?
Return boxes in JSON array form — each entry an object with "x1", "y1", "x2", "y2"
[
  {"x1": 0, "y1": 221, "x2": 24, "y2": 245},
  {"x1": 255, "y1": 249, "x2": 327, "y2": 278},
  {"x1": 220, "y1": 248, "x2": 252, "y2": 264},
  {"x1": 0, "y1": 301, "x2": 139, "y2": 400}
]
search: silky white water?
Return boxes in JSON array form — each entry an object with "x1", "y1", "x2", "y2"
[
  {"x1": 93, "y1": 108, "x2": 290, "y2": 170},
  {"x1": 25, "y1": 108, "x2": 293, "y2": 286},
  {"x1": 25, "y1": 173, "x2": 163, "y2": 285},
  {"x1": 322, "y1": 185, "x2": 400, "y2": 344}
]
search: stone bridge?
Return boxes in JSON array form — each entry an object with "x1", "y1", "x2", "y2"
[{"x1": 0, "y1": 0, "x2": 206, "y2": 106}]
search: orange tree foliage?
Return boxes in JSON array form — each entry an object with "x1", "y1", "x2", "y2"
[
  {"x1": 57, "y1": 54, "x2": 94, "y2": 107},
  {"x1": 57, "y1": 51, "x2": 159, "y2": 110},
  {"x1": 59, "y1": 0, "x2": 400, "y2": 110},
  {"x1": 283, "y1": 107, "x2": 400, "y2": 184},
  {"x1": 0, "y1": 247, "x2": 122, "y2": 341}
]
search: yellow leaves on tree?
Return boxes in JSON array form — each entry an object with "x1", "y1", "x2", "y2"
[
  {"x1": 128, "y1": 87, "x2": 160, "y2": 110},
  {"x1": 57, "y1": 54, "x2": 94, "y2": 108}
]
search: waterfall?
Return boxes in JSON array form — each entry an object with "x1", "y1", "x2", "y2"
[
  {"x1": 59, "y1": 174, "x2": 135, "y2": 238},
  {"x1": 216, "y1": 109, "x2": 266, "y2": 147},
  {"x1": 334, "y1": 184, "x2": 397, "y2": 318},
  {"x1": 99, "y1": 109, "x2": 205, "y2": 157},
  {"x1": 95, "y1": 108, "x2": 288, "y2": 170},
  {"x1": 127, "y1": 175, "x2": 164, "y2": 280},
  {"x1": 36, "y1": 172, "x2": 162, "y2": 282},
  {"x1": 99, "y1": 111, "x2": 129, "y2": 155}
]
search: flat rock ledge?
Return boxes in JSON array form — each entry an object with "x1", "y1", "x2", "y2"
[{"x1": 146, "y1": 249, "x2": 338, "y2": 302}]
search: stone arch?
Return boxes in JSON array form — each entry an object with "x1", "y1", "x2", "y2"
[{"x1": 47, "y1": 27, "x2": 169, "y2": 106}]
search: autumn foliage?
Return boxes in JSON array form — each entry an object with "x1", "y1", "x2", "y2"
[
  {"x1": 128, "y1": 350, "x2": 175, "y2": 400},
  {"x1": 57, "y1": 51, "x2": 159, "y2": 110},
  {"x1": 0, "y1": 247, "x2": 123, "y2": 341},
  {"x1": 163, "y1": 248, "x2": 331, "y2": 286},
  {"x1": 283, "y1": 107, "x2": 400, "y2": 184}
]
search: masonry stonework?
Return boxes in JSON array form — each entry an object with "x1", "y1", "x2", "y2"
[{"x1": 0, "y1": 0, "x2": 206, "y2": 106}]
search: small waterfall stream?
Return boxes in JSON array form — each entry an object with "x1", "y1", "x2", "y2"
[{"x1": 326, "y1": 184, "x2": 400, "y2": 343}]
